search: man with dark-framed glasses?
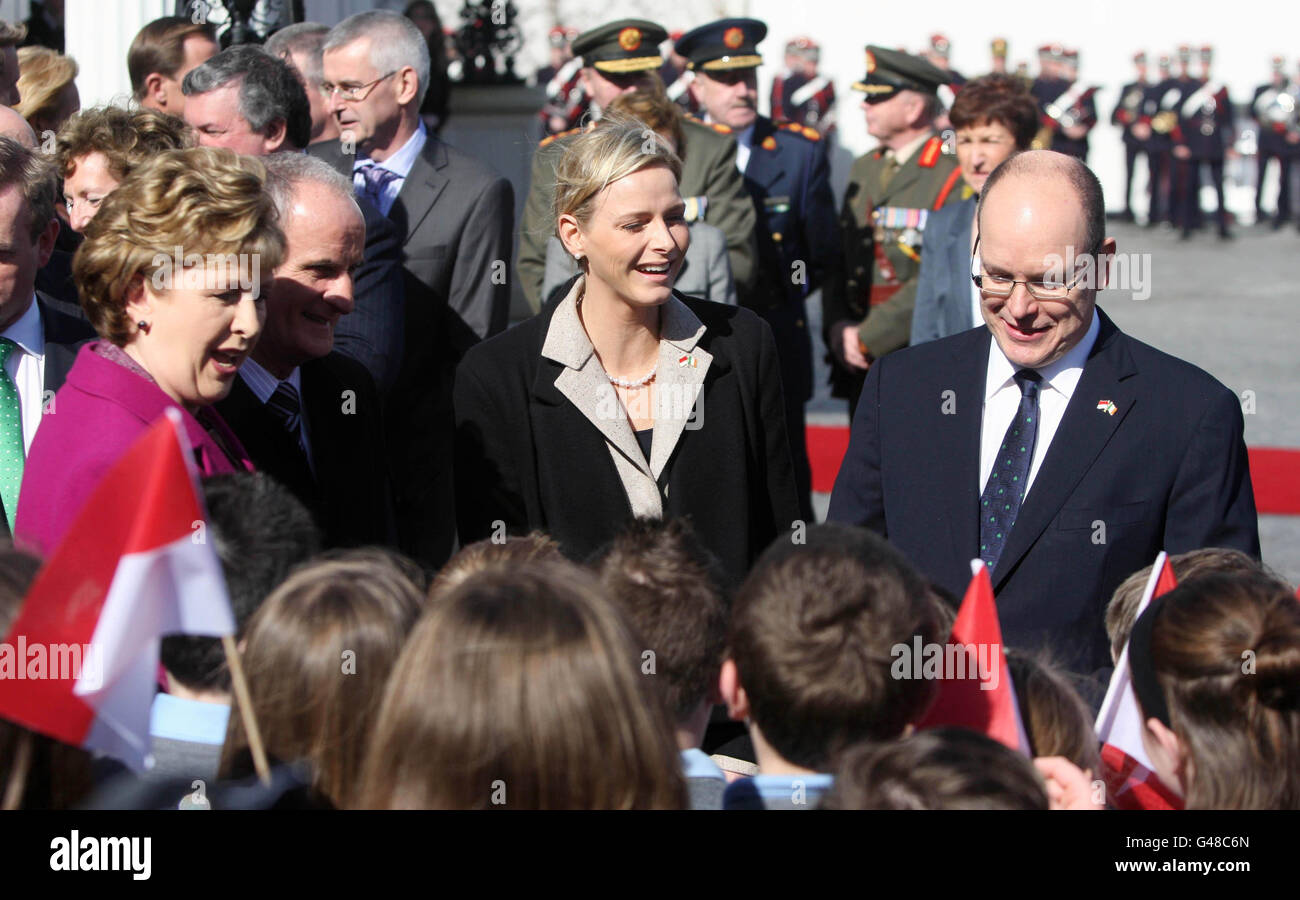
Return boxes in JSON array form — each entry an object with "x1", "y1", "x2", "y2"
[{"x1": 829, "y1": 150, "x2": 1258, "y2": 698}]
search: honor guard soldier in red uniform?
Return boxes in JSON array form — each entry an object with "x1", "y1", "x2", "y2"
[
  {"x1": 1252, "y1": 56, "x2": 1296, "y2": 228},
  {"x1": 676, "y1": 16, "x2": 839, "y2": 517},
  {"x1": 822, "y1": 45, "x2": 963, "y2": 412},
  {"x1": 1032, "y1": 46, "x2": 1097, "y2": 160},
  {"x1": 775, "y1": 37, "x2": 836, "y2": 136},
  {"x1": 537, "y1": 26, "x2": 586, "y2": 137},
  {"x1": 1112, "y1": 51, "x2": 1153, "y2": 222},
  {"x1": 1172, "y1": 45, "x2": 1235, "y2": 239}
]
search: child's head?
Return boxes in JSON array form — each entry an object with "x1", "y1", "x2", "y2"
[
  {"x1": 822, "y1": 728, "x2": 1049, "y2": 810},
  {"x1": 593, "y1": 518, "x2": 727, "y2": 741},
  {"x1": 1106, "y1": 548, "x2": 1273, "y2": 663},
  {"x1": 724, "y1": 524, "x2": 939, "y2": 772},
  {"x1": 219, "y1": 551, "x2": 424, "y2": 807},
  {"x1": 357, "y1": 560, "x2": 688, "y2": 809},
  {"x1": 1005, "y1": 649, "x2": 1100, "y2": 775},
  {"x1": 428, "y1": 532, "x2": 563, "y2": 601},
  {"x1": 1129, "y1": 571, "x2": 1300, "y2": 809}
]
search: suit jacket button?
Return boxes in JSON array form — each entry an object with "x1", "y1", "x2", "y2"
[
  {"x1": 772, "y1": 232, "x2": 783, "y2": 242},
  {"x1": 664, "y1": 484, "x2": 670, "y2": 498}
]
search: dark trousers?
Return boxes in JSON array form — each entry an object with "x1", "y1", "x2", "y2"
[
  {"x1": 757, "y1": 301, "x2": 814, "y2": 519},
  {"x1": 1122, "y1": 143, "x2": 1142, "y2": 215},
  {"x1": 1255, "y1": 151, "x2": 1293, "y2": 220},
  {"x1": 1177, "y1": 158, "x2": 1229, "y2": 234},
  {"x1": 1147, "y1": 149, "x2": 1171, "y2": 224}
]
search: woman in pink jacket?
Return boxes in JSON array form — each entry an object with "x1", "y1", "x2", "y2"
[{"x1": 15, "y1": 146, "x2": 285, "y2": 557}]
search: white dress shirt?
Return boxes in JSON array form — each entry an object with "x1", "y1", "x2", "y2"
[
  {"x1": 969, "y1": 249, "x2": 984, "y2": 330},
  {"x1": 1, "y1": 296, "x2": 46, "y2": 455},
  {"x1": 238, "y1": 358, "x2": 315, "y2": 473},
  {"x1": 352, "y1": 119, "x2": 428, "y2": 217},
  {"x1": 733, "y1": 123, "x2": 755, "y2": 174},
  {"x1": 978, "y1": 311, "x2": 1101, "y2": 498}
]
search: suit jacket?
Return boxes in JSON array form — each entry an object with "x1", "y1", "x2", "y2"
[
  {"x1": 541, "y1": 225, "x2": 735, "y2": 308},
  {"x1": 517, "y1": 117, "x2": 757, "y2": 311},
  {"x1": 330, "y1": 196, "x2": 406, "y2": 396},
  {"x1": 15, "y1": 341, "x2": 255, "y2": 558},
  {"x1": 910, "y1": 196, "x2": 978, "y2": 346},
  {"x1": 310, "y1": 131, "x2": 514, "y2": 567},
  {"x1": 827, "y1": 309, "x2": 1259, "y2": 684},
  {"x1": 214, "y1": 352, "x2": 394, "y2": 550},
  {"x1": 454, "y1": 278, "x2": 801, "y2": 586},
  {"x1": 0, "y1": 295, "x2": 95, "y2": 536}
]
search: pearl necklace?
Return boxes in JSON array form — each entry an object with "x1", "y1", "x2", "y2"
[{"x1": 608, "y1": 364, "x2": 657, "y2": 389}]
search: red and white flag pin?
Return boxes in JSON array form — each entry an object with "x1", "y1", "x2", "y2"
[
  {"x1": 677, "y1": 354, "x2": 697, "y2": 368},
  {"x1": 1096, "y1": 399, "x2": 1117, "y2": 416}
]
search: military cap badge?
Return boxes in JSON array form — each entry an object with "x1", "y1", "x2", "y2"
[{"x1": 619, "y1": 27, "x2": 642, "y2": 51}]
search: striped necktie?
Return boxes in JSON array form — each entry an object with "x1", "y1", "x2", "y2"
[
  {"x1": 356, "y1": 162, "x2": 401, "y2": 210},
  {"x1": 0, "y1": 338, "x2": 25, "y2": 528},
  {"x1": 266, "y1": 380, "x2": 307, "y2": 458}
]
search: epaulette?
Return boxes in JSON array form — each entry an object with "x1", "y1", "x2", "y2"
[
  {"x1": 684, "y1": 114, "x2": 732, "y2": 135},
  {"x1": 917, "y1": 135, "x2": 944, "y2": 168},
  {"x1": 776, "y1": 121, "x2": 821, "y2": 141},
  {"x1": 539, "y1": 126, "x2": 581, "y2": 148}
]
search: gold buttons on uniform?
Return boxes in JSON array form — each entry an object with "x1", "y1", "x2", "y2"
[{"x1": 772, "y1": 232, "x2": 782, "y2": 242}]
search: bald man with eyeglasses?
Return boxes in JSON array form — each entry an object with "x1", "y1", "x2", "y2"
[{"x1": 828, "y1": 150, "x2": 1258, "y2": 700}]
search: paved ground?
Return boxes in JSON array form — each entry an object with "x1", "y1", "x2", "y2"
[{"x1": 805, "y1": 221, "x2": 1300, "y2": 584}]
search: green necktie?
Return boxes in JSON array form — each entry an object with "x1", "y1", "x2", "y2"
[{"x1": 0, "y1": 338, "x2": 25, "y2": 528}]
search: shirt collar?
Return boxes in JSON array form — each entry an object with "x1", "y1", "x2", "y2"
[
  {"x1": 680, "y1": 748, "x2": 726, "y2": 781},
  {"x1": 541, "y1": 275, "x2": 708, "y2": 370},
  {"x1": 356, "y1": 119, "x2": 427, "y2": 179},
  {"x1": 1, "y1": 294, "x2": 43, "y2": 359},
  {"x1": 889, "y1": 130, "x2": 933, "y2": 166},
  {"x1": 735, "y1": 123, "x2": 756, "y2": 149},
  {"x1": 149, "y1": 692, "x2": 231, "y2": 746},
  {"x1": 239, "y1": 357, "x2": 301, "y2": 404},
  {"x1": 984, "y1": 309, "x2": 1101, "y2": 401}
]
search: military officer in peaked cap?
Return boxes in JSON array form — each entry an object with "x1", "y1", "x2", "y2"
[
  {"x1": 822, "y1": 45, "x2": 963, "y2": 412},
  {"x1": 675, "y1": 16, "x2": 839, "y2": 517},
  {"x1": 515, "y1": 18, "x2": 757, "y2": 311}
]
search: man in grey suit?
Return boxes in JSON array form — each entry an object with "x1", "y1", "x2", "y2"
[{"x1": 312, "y1": 10, "x2": 514, "y2": 566}]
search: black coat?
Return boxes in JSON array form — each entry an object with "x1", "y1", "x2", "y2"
[
  {"x1": 454, "y1": 289, "x2": 801, "y2": 585},
  {"x1": 215, "y1": 352, "x2": 395, "y2": 550}
]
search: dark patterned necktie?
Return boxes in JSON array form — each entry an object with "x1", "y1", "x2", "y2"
[
  {"x1": 979, "y1": 369, "x2": 1042, "y2": 571},
  {"x1": 355, "y1": 162, "x2": 400, "y2": 209},
  {"x1": 266, "y1": 381, "x2": 306, "y2": 457}
]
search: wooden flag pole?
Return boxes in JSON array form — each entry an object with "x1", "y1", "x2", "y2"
[
  {"x1": 2, "y1": 731, "x2": 33, "y2": 810},
  {"x1": 222, "y1": 635, "x2": 271, "y2": 786}
]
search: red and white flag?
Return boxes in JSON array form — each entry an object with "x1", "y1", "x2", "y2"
[
  {"x1": 0, "y1": 410, "x2": 234, "y2": 771},
  {"x1": 1094, "y1": 551, "x2": 1182, "y2": 809},
  {"x1": 917, "y1": 559, "x2": 1032, "y2": 756}
]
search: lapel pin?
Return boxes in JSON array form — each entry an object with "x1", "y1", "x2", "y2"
[
  {"x1": 677, "y1": 354, "x2": 698, "y2": 368},
  {"x1": 1096, "y1": 399, "x2": 1117, "y2": 416}
]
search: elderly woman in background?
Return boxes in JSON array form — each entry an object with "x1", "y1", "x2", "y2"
[
  {"x1": 910, "y1": 74, "x2": 1039, "y2": 345},
  {"x1": 15, "y1": 147, "x2": 284, "y2": 556},
  {"x1": 56, "y1": 106, "x2": 193, "y2": 234},
  {"x1": 541, "y1": 90, "x2": 736, "y2": 308},
  {"x1": 14, "y1": 45, "x2": 78, "y2": 137},
  {"x1": 455, "y1": 116, "x2": 798, "y2": 585}
]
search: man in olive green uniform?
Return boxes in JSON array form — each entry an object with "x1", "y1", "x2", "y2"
[
  {"x1": 822, "y1": 46, "x2": 964, "y2": 411},
  {"x1": 516, "y1": 18, "x2": 757, "y2": 312}
]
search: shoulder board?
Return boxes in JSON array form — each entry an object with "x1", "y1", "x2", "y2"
[
  {"x1": 538, "y1": 126, "x2": 581, "y2": 148},
  {"x1": 683, "y1": 114, "x2": 733, "y2": 135},
  {"x1": 917, "y1": 136, "x2": 944, "y2": 168},
  {"x1": 772, "y1": 121, "x2": 821, "y2": 142}
]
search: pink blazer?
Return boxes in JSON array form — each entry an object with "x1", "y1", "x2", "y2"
[{"x1": 14, "y1": 342, "x2": 254, "y2": 558}]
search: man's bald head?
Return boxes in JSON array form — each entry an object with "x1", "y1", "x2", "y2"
[
  {"x1": 0, "y1": 105, "x2": 37, "y2": 148},
  {"x1": 978, "y1": 150, "x2": 1105, "y2": 254}
]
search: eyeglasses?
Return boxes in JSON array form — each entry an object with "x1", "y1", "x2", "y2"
[
  {"x1": 319, "y1": 70, "x2": 398, "y2": 102},
  {"x1": 970, "y1": 234, "x2": 1097, "y2": 302}
]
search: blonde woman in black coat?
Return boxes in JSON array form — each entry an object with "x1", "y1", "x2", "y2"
[{"x1": 454, "y1": 116, "x2": 799, "y2": 584}]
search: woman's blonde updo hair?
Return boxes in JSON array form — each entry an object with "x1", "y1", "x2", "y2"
[
  {"x1": 72, "y1": 146, "x2": 285, "y2": 346},
  {"x1": 14, "y1": 46, "x2": 77, "y2": 133},
  {"x1": 552, "y1": 112, "x2": 684, "y2": 238}
]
